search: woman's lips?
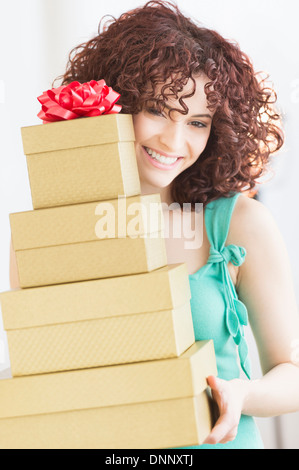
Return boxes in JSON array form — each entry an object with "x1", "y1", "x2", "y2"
[{"x1": 142, "y1": 146, "x2": 183, "y2": 170}]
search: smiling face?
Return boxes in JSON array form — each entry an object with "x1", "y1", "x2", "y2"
[{"x1": 133, "y1": 75, "x2": 213, "y2": 196}]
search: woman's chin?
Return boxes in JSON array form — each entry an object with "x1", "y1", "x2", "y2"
[{"x1": 139, "y1": 176, "x2": 173, "y2": 193}]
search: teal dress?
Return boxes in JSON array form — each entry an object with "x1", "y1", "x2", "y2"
[{"x1": 185, "y1": 193, "x2": 264, "y2": 449}]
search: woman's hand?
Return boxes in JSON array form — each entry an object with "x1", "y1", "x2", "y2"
[{"x1": 203, "y1": 375, "x2": 249, "y2": 445}]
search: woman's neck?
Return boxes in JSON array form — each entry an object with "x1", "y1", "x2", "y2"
[{"x1": 140, "y1": 182, "x2": 173, "y2": 206}]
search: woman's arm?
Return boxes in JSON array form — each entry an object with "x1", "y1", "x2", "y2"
[
  {"x1": 204, "y1": 195, "x2": 299, "y2": 444},
  {"x1": 9, "y1": 238, "x2": 20, "y2": 289}
]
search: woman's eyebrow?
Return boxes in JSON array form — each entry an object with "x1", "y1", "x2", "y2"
[
  {"x1": 162, "y1": 103, "x2": 212, "y2": 119},
  {"x1": 191, "y1": 114, "x2": 212, "y2": 119}
]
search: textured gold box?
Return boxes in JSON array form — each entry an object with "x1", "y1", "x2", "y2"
[
  {"x1": 21, "y1": 114, "x2": 140, "y2": 209},
  {"x1": 0, "y1": 263, "x2": 190, "y2": 328},
  {"x1": 0, "y1": 393, "x2": 213, "y2": 449},
  {"x1": 4, "y1": 301, "x2": 195, "y2": 377},
  {"x1": 0, "y1": 263, "x2": 195, "y2": 377},
  {"x1": 0, "y1": 341, "x2": 217, "y2": 449},
  {"x1": 10, "y1": 194, "x2": 167, "y2": 288}
]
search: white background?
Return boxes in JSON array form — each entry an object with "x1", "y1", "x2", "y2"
[{"x1": 0, "y1": 0, "x2": 298, "y2": 448}]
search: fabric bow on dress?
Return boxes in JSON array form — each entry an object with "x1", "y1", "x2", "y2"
[{"x1": 207, "y1": 244, "x2": 251, "y2": 379}]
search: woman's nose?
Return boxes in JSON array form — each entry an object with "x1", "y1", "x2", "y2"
[{"x1": 158, "y1": 121, "x2": 185, "y2": 154}]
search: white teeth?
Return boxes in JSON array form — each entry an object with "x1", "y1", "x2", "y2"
[{"x1": 145, "y1": 147, "x2": 178, "y2": 165}]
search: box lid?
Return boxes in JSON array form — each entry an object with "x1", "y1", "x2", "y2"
[
  {"x1": 0, "y1": 341, "x2": 217, "y2": 419},
  {"x1": 0, "y1": 263, "x2": 191, "y2": 329},
  {"x1": 10, "y1": 194, "x2": 164, "y2": 251},
  {"x1": 21, "y1": 114, "x2": 135, "y2": 155}
]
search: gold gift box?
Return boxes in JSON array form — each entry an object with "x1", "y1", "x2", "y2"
[
  {"x1": 0, "y1": 341, "x2": 217, "y2": 449},
  {"x1": 1, "y1": 264, "x2": 195, "y2": 376},
  {"x1": 21, "y1": 114, "x2": 140, "y2": 209},
  {"x1": 10, "y1": 194, "x2": 167, "y2": 288},
  {"x1": 3, "y1": 303, "x2": 195, "y2": 377},
  {"x1": 0, "y1": 263, "x2": 190, "y2": 327}
]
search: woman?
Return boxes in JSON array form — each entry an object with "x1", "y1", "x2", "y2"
[{"x1": 10, "y1": 0, "x2": 299, "y2": 449}]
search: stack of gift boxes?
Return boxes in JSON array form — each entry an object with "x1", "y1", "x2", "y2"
[{"x1": 0, "y1": 113, "x2": 217, "y2": 449}]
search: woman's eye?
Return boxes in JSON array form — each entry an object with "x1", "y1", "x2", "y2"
[
  {"x1": 189, "y1": 121, "x2": 207, "y2": 129},
  {"x1": 146, "y1": 107, "x2": 164, "y2": 117}
]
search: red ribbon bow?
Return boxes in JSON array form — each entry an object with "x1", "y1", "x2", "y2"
[{"x1": 37, "y1": 79, "x2": 122, "y2": 122}]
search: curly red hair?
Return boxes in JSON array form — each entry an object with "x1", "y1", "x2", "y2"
[{"x1": 58, "y1": 0, "x2": 284, "y2": 206}]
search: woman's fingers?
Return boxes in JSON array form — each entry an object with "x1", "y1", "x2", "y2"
[{"x1": 204, "y1": 375, "x2": 241, "y2": 445}]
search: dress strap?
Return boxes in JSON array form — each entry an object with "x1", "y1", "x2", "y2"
[
  {"x1": 205, "y1": 192, "x2": 240, "y2": 250},
  {"x1": 205, "y1": 193, "x2": 251, "y2": 379}
]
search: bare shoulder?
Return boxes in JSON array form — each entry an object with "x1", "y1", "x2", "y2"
[
  {"x1": 227, "y1": 193, "x2": 293, "y2": 297},
  {"x1": 227, "y1": 193, "x2": 284, "y2": 250}
]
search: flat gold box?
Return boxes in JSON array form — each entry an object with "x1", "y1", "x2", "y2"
[
  {"x1": 0, "y1": 264, "x2": 195, "y2": 377},
  {"x1": 0, "y1": 341, "x2": 217, "y2": 449},
  {"x1": 3, "y1": 302, "x2": 195, "y2": 377},
  {"x1": 21, "y1": 114, "x2": 140, "y2": 209},
  {"x1": 0, "y1": 393, "x2": 213, "y2": 449},
  {"x1": 0, "y1": 263, "x2": 190, "y2": 327},
  {"x1": 10, "y1": 194, "x2": 167, "y2": 288}
]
